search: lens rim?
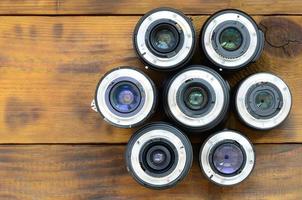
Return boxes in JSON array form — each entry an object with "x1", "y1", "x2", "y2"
[
  {"x1": 125, "y1": 122, "x2": 193, "y2": 189},
  {"x1": 95, "y1": 67, "x2": 157, "y2": 128},
  {"x1": 199, "y1": 130, "x2": 255, "y2": 186},
  {"x1": 200, "y1": 9, "x2": 264, "y2": 71},
  {"x1": 235, "y1": 72, "x2": 292, "y2": 130},
  {"x1": 209, "y1": 140, "x2": 246, "y2": 176},
  {"x1": 133, "y1": 7, "x2": 195, "y2": 71},
  {"x1": 164, "y1": 65, "x2": 230, "y2": 132}
]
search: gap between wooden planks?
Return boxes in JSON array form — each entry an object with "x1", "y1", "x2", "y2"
[
  {"x1": 0, "y1": 0, "x2": 301, "y2": 15},
  {"x1": 0, "y1": 16, "x2": 301, "y2": 144}
]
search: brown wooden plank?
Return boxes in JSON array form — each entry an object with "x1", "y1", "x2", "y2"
[
  {"x1": 0, "y1": 144, "x2": 301, "y2": 199},
  {"x1": 0, "y1": 0, "x2": 57, "y2": 15},
  {"x1": 0, "y1": 16, "x2": 301, "y2": 144},
  {"x1": 0, "y1": 0, "x2": 302, "y2": 15}
]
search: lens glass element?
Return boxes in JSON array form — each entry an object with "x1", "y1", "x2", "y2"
[
  {"x1": 184, "y1": 86, "x2": 208, "y2": 110},
  {"x1": 144, "y1": 144, "x2": 173, "y2": 173},
  {"x1": 255, "y1": 90, "x2": 274, "y2": 110},
  {"x1": 212, "y1": 143, "x2": 244, "y2": 175},
  {"x1": 109, "y1": 81, "x2": 141, "y2": 113},
  {"x1": 150, "y1": 24, "x2": 179, "y2": 53},
  {"x1": 219, "y1": 27, "x2": 242, "y2": 51},
  {"x1": 151, "y1": 149, "x2": 167, "y2": 165}
]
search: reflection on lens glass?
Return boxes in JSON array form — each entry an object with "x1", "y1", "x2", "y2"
[
  {"x1": 184, "y1": 86, "x2": 208, "y2": 110},
  {"x1": 154, "y1": 29, "x2": 176, "y2": 50},
  {"x1": 151, "y1": 150, "x2": 166, "y2": 165},
  {"x1": 219, "y1": 27, "x2": 242, "y2": 51},
  {"x1": 255, "y1": 91, "x2": 274, "y2": 110},
  {"x1": 212, "y1": 143, "x2": 244, "y2": 175},
  {"x1": 110, "y1": 82, "x2": 141, "y2": 113},
  {"x1": 145, "y1": 144, "x2": 172, "y2": 172}
]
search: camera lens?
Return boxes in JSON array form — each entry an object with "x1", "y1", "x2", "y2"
[
  {"x1": 133, "y1": 7, "x2": 195, "y2": 71},
  {"x1": 235, "y1": 73, "x2": 292, "y2": 130},
  {"x1": 164, "y1": 65, "x2": 230, "y2": 132},
  {"x1": 199, "y1": 130, "x2": 255, "y2": 186},
  {"x1": 125, "y1": 122, "x2": 193, "y2": 189},
  {"x1": 200, "y1": 9, "x2": 264, "y2": 71},
  {"x1": 93, "y1": 67, "x2": 157, "y2": 128}
]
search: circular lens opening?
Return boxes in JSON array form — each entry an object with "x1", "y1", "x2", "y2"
[
  {"x1": 152, "y1": 150, "x2": 166, "y2": 164},
  {"x1": 145, "y1": 144, "x2": 173, "y2": 173},
  {"x1": 109, "y1": 81, "x2": 141, "y2": 113},
  {"x1": 184, "y1": 86, "x2": 208, "y2": 110},
  {"x1": 212, "y1": 142, "x2": 244, "y2": 175},
  {"x1": 255, "y1": 90, "x2": 274, "y2": 110},
  {"x1": 219, "y1": 27, "x2": 243, "y2": 51},
  {"x1": 150, "y1": 24, "x2": 179, "y2": 53}
]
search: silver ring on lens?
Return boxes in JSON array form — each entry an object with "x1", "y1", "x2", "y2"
[
  {"x1": 200, "y1": 9, "x2": 264, "y2": 71},
  {"x1": 200, "y1": 130, "x2": 255, "y2": 186},
  {"x1": 133, "y1": 7, "x2": 196, "y2": 71},
  {"x1": 125, "y1": 122, "x2": 193, "y2": 189},
  {"x1": 235, "y1": 72, "x2": 292, "y2": 130},
  {"x1": 92, "y1": 67, "x2": 157, "y2": 128},
  {"x1": 164, "y1": 65, "x2": 230, "y2": 132}
]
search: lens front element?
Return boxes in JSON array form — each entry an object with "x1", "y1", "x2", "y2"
[
  {"x1": 184, "y1": 86, "x2": 208, "y2": 110},
  {"x1": 151, "y1": 24, "x2": 179, "y2": 53},
  {"x1": 212, "y1": 142, "x2": 244, "y2": 175},
  {"x1": 110, "y1": 81, "x2": 141, "y2": 113},
  {"x1": 219, "y1": 27, "x2": 243, "y2": 51},
  {"x1": 255, "y1": 90, "x2": 274, "y2": 111}
]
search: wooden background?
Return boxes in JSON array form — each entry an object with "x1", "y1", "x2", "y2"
[{"x1": 0, "y1": 1, "x2": 301, "y2": 199}]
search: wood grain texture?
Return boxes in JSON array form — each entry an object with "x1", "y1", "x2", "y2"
[
  {"x1": 0, "y1": 144, "x2": 300, "y2": 200},
  {"x1": 0, "y1": 0, "x2": 302, "y2": 15},
  {"x1": 0, "y1": 16, "x2": 301, "y2": 144}
]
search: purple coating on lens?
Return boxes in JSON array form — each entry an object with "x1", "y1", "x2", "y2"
[
  {"x1": 110, "y1": 83, "x2": 141, "y2": 113},
  {"x1": 151, "y1": 150, "x2": 166, "y2": 165},
  {"x1": 212, "y1": 143, "x2": 244, "y2": 175}
]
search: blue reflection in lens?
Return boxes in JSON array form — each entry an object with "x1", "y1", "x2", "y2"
[
  {"x1": 212, "y1": 143, "x2": 244, "y2": 175},
  {"x1": 110, "y1": 82, "x2": 141, "y2": 113},
  {"x1": 151, "y1": 150, "x2": 166, "y2": 165}
]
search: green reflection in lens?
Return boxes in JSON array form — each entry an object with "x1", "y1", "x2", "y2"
[
  {"x1": 184, "y1": 87, "x2": 208, "y2": 110},
  {"x1": 154, "y1": 29, "x2": 176, "y2": 50},
  {"x1": 219, "y1": 27, "x2": 242, "y2": 51},
  {"x1": 189, "y1": 91, "x2": 204, "y2": 107},
  {"x1": 255, "y1": 91, "x2": 274, "y2": 110}
]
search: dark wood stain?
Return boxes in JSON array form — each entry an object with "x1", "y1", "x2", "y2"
[
  {"x1": 29, "y1": 25, "x2": 37, "y2": 39},
  {"x1": 58, "y1": 61, "x2": 103, "y2": 73},
  {"x1": 5, "y1": 97, "x2": 43, "y2": 129},
  {"x1": 14, "y1": 25, "x2": 22, "y2": 38},
  {"x1": 53, "y1": 23, "x2": 63, "y2": 39},
  {"x1": 260, "y1": 17, "x2": 302, "y2": 58}
]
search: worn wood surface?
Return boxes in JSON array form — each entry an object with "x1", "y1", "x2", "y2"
[
  {"x1": 0, "y1": 16, "x2": 301, "y2": 143},
  {"x1": 0, "y1": 1, "x2": 301, "y2": 199},
  {"x1": 0, "y1": 144, "x2": 301, "y2": 200},
  {"x1": 0, "y1": 0, "x2": 302, "y2": 15}
]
